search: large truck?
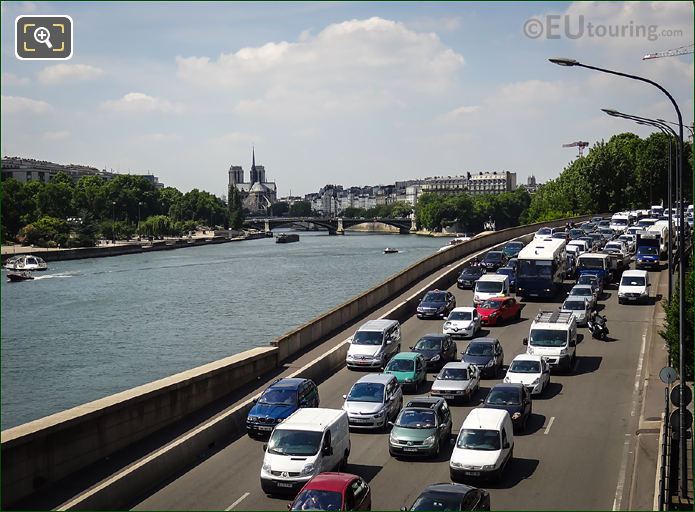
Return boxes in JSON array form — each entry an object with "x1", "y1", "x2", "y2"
[
  {"x1": 645, "y1": 224, "x2": 668, "y2": 258},
  {"x1": 576, "y1": 253, "x2": 621, "y2": 285},
  {"x1": 635, "y1": 233, "x2": 661, "y2": 270}
]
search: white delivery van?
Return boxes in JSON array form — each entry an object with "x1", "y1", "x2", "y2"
[
  {"x1": 260, "y1": 408, "x2": 350, "y2": 495},
  {"x1": 610, "y1": 213, "x2": 631, "y2": 233},
  {"x1": 618, "y1": 270, "x2": 651, "y2": 305},
  {"x1": 567, "y1": 239, "x2": 590, "y2": 254},
  {"x1": 646, "y1": 224, "x2": 668, "y2": 257},
  {"x1": 450, "y1": 408, "x2": 514, "y2": 482},
  {"x1": 473, "y1": 274, "x2": 509, "y2": 307},
  {"x1": 523, "y1": 310, "x2": 577, "y2": 373}
]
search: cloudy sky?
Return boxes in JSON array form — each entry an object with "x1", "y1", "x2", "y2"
[{"x1": 1, "y1": 1, "x2": 693, "y2": 197}]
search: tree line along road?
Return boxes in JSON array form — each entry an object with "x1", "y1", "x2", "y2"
[{"x1": 133, "y1": 260, "x2": 665, "y2": 511}]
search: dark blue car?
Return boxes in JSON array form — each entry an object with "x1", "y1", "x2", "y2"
[
  {"x1": 496, "y1": 267, "x2": 517, "y2": 292},
  {"x1": 246, "y1": 378, "x2": 319, "y2": 436}
]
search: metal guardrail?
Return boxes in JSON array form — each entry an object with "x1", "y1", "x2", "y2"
[{"x1": 658, "y1": 387, "x2": 671, "y2": 511}]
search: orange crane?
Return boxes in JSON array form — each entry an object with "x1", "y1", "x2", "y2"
[
  {"x1": 562, "y1": 141, "x2": 589, "y2": 157},
  {"x1": 643, "y1": 44, "x2": 694, "y2": 60}
]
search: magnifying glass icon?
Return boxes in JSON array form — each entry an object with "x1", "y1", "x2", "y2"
[{"x1": 34, "y1": 26, "x2": 53, "y2": 49}]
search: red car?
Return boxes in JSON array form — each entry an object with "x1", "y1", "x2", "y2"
[
  {"x1": 476, "y1": 297, "x2": 522, "y2": 326},
  {"x1": 290, "y1": 472, "x2": 371, "y2": 511}
]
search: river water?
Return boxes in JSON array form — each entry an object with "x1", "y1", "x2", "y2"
[{"x1": 1, "y1": 232, "x2": 446, "y2": 429}]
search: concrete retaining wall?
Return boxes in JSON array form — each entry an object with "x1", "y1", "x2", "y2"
[
  {"x1": 1, "y1": 215, "x2": 593, "y2": 508},
  {"x1": 1, "y1": 347, "x2": 278, "y2": 507}
]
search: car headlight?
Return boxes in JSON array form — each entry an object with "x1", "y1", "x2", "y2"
[
  {"x1": 431, "y1": 355, "x2": 441, "y2": 362},
  {"x1": 512, "y1": 412, "x2": 521, "y2": 420},
  {"x1": 346, "y1": 354, "x2": 355, "y2": 360},
  {"x1": 482, "y1": 464, "x2": 496, "y2": 470},
  {"x1": 490, "y1": 311, "x2": 498, "y2": 317},
  {"x1": 262, "y1": 462, "x2": 271, "y2": 472},
  {"x1": 474, "y1": 295, "x2": 480, "y2": 301},
  {"x1": 247, "y1": 416, "x2": 258, "y2": 423},
  {"x1": 640, "y1": 290, "x2": 647, "y2": 296},
  {"x1": 389, "y1": 433, "x2": 398, "y2": 443},
  {"x1": 444, "y1": 322, "x2": 451, "y2": 328},
  {"x1": 503, "y1": 376, "x2": 510, "y2": 383},
  {"x1": 486, "y1": 360, "x2": 494, "y2": 367},
  {"x1": 424, "y1": 435, "x2": 437, "y2": 446},
  {"x1": 559, "y1": 348, "x2": 567, "y2": 356},
  {"x1": 532, "y1": 378, "x2": 540, "y2": 385},
  {"x1": 373, "y1": 409, "x2": 385, "y2": 418},
  {"x1": 405, "y1": 378, "x2": 413, "y2": 383},
  {"x1": 300, "y1": 463, "x2": 315, "y2": 476},
  {"x1": 450, "y1": 461, "x2": 463, "y2": 469}
]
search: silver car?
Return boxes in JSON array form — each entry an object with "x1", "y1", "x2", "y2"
[
  {"x1": 568, "y1": 284, "x2": 597, "y2": 310},
  {"x1": 430, "y1": 362, "x2": 480, "y2": 403},
  {"x1": 342, "y1": 373, "x2": 403, "y2": 430},
  {"x1": 561, "y1": 298, "x2": 591, "y2": 326}
]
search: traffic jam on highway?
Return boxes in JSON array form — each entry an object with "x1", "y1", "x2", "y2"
[{"x1": 244, "y1": 208, "x2": 693, "y2": 511}]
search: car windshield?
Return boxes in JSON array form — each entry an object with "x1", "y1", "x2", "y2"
[
  {"x1": 424, "y1": 292, "x2": 446, "y2": 302},
  {"x1": 570, "y1": 288, "x2": 592, "y2": 297},
  {"x1": 415, "y1": 337, "x2": 443, "y2": 350},
  {"x1": 621, "y1": 276, "x2": 646, "y2": 286},
  {"x1": 439, "y1": 368, "x2": 469, "y2": 380},
  {"x1": 480, "y1": 300, "x2": 502, "y2": 310},
  {"x1": 578, "y1": 257, "x2": 605, "y2": 270},
  {"x1": 396, "y1": 409, "x2": 436, "y2": 429},
  {"x1": 600, "y1": 229, "x2": 614, "y2": 235},
  {"x1": 485, "y1": 252, "x2": 503, "y2": 262},
  {"x1": 259, "y1": 387, "x2": 297, "y2": 405},
  {"x1": 577, "y1": 275, "x2": 596, "y2": 286},
  {"x1": 476, "y1": 282, "x2": 503, "y2": 293},
  {"x1": 386, "y1": 359, "x2": 415, "y2": 372},
  {"x1": 563, "y1": 300, "x2": 586, "y2": 311},
  {"x1": 448, "y1": 311, "x2": 472, "y2": 321},
  {"x1": 267, "y1": 429, "x2": 323, "y2": 456},
  {"x1": 529, "y1": 329, "x2": 567, "y2": 347},
  {"x1": 411, "y1": 493, "x2": 464, "y2": 511},
  {"x1": 347, "y1": 382, "x2": 385, "y2": 403},
  {"x1": 537, "y1": 228, "x2": 551, "y2": 235},
  {"x1": 509, "y1": 360, "x2": 541, "y2": 373},
  {"x1": 456, "y1": 429, "x2": 501, "y2": 451},
  {"x1": 486, "y1": 388, "x2": 521, "y2": 405},
  {"x1": 518, "y1": 260, "x2": 553, "y2": 279},
  {"x1": 461, "y1": 268, "x2": 480, "y2": 277},
  {"x1": 639, "y1": 247, "x2": 658, "y2": 255},
  {"x1": 466, "y1": 343, "x2": 493, "y2": 356},
  {"x1": 352, "y1": 330, "x2": 383, "y2": 346},
  {"x1": 291, "y1": 490, "x2": 343, "y2": 511}
]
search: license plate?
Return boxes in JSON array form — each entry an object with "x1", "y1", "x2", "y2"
[
  {"x1": 276, "y1": 482, "x2": 293, "y2": 488},
  {"x1": 443, "y1": 395, "x2": 455, "y2": 399},
  {"x1": 351, "y1": 419, "x2": 369, "y2": 423},
  {"x1": 257, "y1": 426, "x2": 273, "y2": 431},
  {"x1": 403, "y1": 448, "x2": 418, "y2": 452},
  {"x1": 530, "y1": 293, "x2": 539, "y2": 297},
  {"x1": 464, "y1": 471, "x2": 480, "y2": 476}
]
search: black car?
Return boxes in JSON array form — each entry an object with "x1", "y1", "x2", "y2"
[
  {"x1": 507, "y1": 257, "x2": 518, "y2": 273},
  {"x1": 551, "y1": 231, "x2": 569, "y2": 241},
  {"x1": 417, "y1": 290, "x2": 456, "y2": 319},
  {"x1": 406, "y1": 483, "x2": 491, "y2": 511},
  {"x1": 569, "y1": 229, "x2": 586, "y2": 240},
  {"x1": 482, "y1": 383, "x2": 532, "y2": 432},
  {"x1": 411, "y1": 334, "x2": 457, "y2": 370},
  {"x1": 501, "y1": 241, "x2": 524, "y2": 259},
  {"x1": 461, "y1": 338, "x2": 504, "y2": 378},
  {"x1": 481, "y1": 251, "x2": 507, "y2": 272},
  {"x1": 457, "y1": 266, "x2": 485, "y2": 289}
]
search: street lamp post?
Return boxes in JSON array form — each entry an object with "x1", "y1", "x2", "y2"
[
  {"x1": 551, "y1": 57, "x2": 688, "y2": 498},
  {"x1": 138, "y1": 201, "x2": 144, "y2": 237},
  {"x1": 111, "y1": 201, "x2": 116, "y2": 245}
]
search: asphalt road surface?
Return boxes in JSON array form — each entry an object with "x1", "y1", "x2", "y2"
[{"x1": 135, "y1": 262, "x2": 664, "y2": 511}]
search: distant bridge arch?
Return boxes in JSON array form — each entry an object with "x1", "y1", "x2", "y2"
[{"x1": 243, "y1": 216, "x2": 416, "y2": 235}]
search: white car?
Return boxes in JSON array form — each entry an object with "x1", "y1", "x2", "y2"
[
  {"x1": 561, "y1": 297, "x2": 591, "y2": 326},
  {"x1": 568, "y1": 284, "x2": 597, "y2": 310},
  {"x1": 503, "y1": 354, "x2": 550, "y2": 395},
  {"x1": 443, "y1": 307, "x2": 481, "y2": 339},
  {"x1": 430, "y1": 362, "x2": 480, "y2": 403},
  {"x1": 618, "y1": 234, "x2": 636, "y2": 254}
]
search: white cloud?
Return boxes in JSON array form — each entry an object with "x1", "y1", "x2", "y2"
[
  {"x1": 1, "y1": 95, "x2": 52, "y2": 114},
  {"x1": 1, "y1": 73, "x2": 30, "y2": 86},
  {"x1": 41, "y1": 131, "x2": 70, "y2": 141},
  {"x1": 101, "y1": 93, "x2": 182, "y2": 113},
  {"x1": 436, "y1": 105, "x2": 481, "y2": 123},
  {"x1": 177, "y1": 17, "x2": 465, "y2": 117},
  {"x1": 38, "y1": 64, "x2": 105, "y2": 85}
]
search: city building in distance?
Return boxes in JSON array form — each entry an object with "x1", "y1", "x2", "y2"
[
  {"x1": 228, "y1": 148, "x2": 278, "y2": 215},
  {"x1": 0, "y1": 156, "x2": 165, "y2": 188}
]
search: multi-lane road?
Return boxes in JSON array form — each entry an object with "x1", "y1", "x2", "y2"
[{"x1": 135, "y1": 259, "x2": 665, "y2": 510}]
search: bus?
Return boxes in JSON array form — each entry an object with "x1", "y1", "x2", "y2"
[{"x1": 516, "y1": 238, "x2": 567, "y2": 299}]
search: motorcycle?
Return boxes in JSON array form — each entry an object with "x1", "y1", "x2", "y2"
[{"x1": 587, "y1": 313, "x2": 609, "y2": 340}]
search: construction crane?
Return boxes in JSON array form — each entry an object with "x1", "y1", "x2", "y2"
[
  {"x1": 643, "y1": 44, "x2": 694, "y2": 60},
  {"x1": 562, "y1": 141, "x2": 589, "y2": 157}
]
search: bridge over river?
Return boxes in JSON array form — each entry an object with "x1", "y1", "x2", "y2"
[{"x1": 243, "y1": 216, "x2": 417, "y2": 235}]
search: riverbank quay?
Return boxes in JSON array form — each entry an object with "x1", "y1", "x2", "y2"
[{"x1": 0, "y1": 232, "x2": 269, "y2": 263}]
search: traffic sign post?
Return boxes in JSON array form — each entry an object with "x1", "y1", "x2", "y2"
[{"x1": 670, "y1": 384, "x2": 693, "y2": 409}]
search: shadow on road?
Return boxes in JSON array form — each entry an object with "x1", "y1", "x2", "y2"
[
  {"x1": 517, "y1": 413, "x2": 545, "y2": 436},
  {"x1": 575, "y1": 355, "x2": 602, "y2": 375},
  {"x1": 535, "y1": 381, "x2": 563, "y2": 400},
  {"x1": 485, "y1": 457, "x2": 540, "y2": 489},
  {"x1": 344, "y1": 463, "x2": 382, "y2": 483}
]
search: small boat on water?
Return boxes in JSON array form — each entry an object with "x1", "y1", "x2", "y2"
[
  {"x1": 7, "y1": 271, "x2": 34, "y2": 282},
  {"x1": 276, "y1": 233, "x2": 300, "y2": 244},
  {"x1": 383, "y1": 248, "x2": 399, "y2": 254},
  {"x1": 3, "y1": 255, "x2": 48, "y2": 272}
]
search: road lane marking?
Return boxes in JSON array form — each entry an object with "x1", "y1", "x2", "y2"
[
  {"x1": 543, "y1": 416, "x2": 555, "y2": 435},
  {"x1": 226, "y1": 492, "x2": 250, "y2": 510},
  {"x1": 612, "y1": 328, "x2": 648, "y2": 511}
]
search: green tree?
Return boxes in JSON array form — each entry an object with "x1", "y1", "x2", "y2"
[
  {"x1": 659, "y1": 268, "x2": 694, "y2": 380},
  {"x1": 289, "y1": 201, "x2": 312, "y2": 217},
  {"x1": 18, "y1": 215, "x2": 70, "y2": 247},
  {"x1": 270, "y1": 201, "x2": 289, "y2": 217},
  {"x1": 390, "y1": 201, "x2": 413, "y2": 218},
  {"x1": 228, "y1": 186, "x2": 245, "y2": 229}
]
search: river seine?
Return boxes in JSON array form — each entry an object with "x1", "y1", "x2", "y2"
[{"x1": 1, "y1": 232, "x2": 445, "y2": 429}]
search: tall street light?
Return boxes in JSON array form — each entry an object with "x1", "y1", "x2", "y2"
[
  {"x1": 550, "y1": 57, "x2": 688, "y2": 498},
  {"x1": 601, "y1": 109, "x2": 677, "y2": 304},
  {"x1": 111, "y1": 201, "x2": 117, "y2": 244},
  {"x1": 138, "y1": 201, "x2": 144, "y2": 235}
]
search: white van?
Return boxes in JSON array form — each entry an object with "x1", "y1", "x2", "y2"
[
  {"x1": 610, "y1": 213, "x2": 631, "y2": 233},
  {"x1": 618, "y1": 270, "x2": 651, "y2": 305},
  {"x1": 260, "y1": 408, "x2": 350, "y2": 495},
  {"x1": 646, "y1": 224, "x2": 668, "y2": 257},
  {"x1": 523, "y1": 310, "x2": 577, "y2": 373},
  {"x1": 567, "y1": 239, "x2": 590, "y2": 254},
  {"x1": 450, "y1": 408, "x2": 514, "y2": 482},
  {"x1": 473, "y1": 274, "x2": 509, "y2": 307},
  {"x1": 346, "y1": 319, "x2": 401, "y2": 370}
]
